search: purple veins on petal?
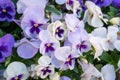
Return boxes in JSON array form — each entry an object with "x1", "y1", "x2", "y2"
[
  {"x1": 55, "y1": 27, "x2": 64, "y2": 38},
  {"x1": 41, "y1": 66, "x2": 52, "y2": 76},
  {"x1": 45, "y1": 43, "x2": 55, "y2": 53}
]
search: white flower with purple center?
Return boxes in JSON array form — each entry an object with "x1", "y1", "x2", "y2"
[
  {"x1": 39, "y1": 30, "x2": 60, "y2": 56},
  {"x1": 47, "y1": 21, "x2": 68, "y2": 41},
  {"x1": 21, "y1": 6, "x2": 48, "y2": 38},
  {"x1": 35, "y1": 56, "x2": 54, "y2": 79},
  {"x1": 4, "y1": 62, "x2": 29, "y2": 80},
  {"x1": 54, "y1": 46, "x2": 78, "y2": 70},
  {"x1": 68, "y1": 28, "x2": 91, "y2": 55}
]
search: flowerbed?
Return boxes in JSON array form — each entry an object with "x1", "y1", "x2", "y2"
[{"x1": 0, "y1": 0, "x2": 120, "y2": 80}]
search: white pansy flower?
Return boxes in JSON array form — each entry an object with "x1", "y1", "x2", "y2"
[
  {"x1": 49, "y1": 72, "x2": 60, "y2": 80},
  {"x1": 84, "y1": 1, "x2": 107, "y2": 27},
  {"x1": 35, "y1": 56, "x2": 54, "y2": 79},
  {"x1": 109, "y1": 17, "x2": 120, "y2": 25},
  {"x1": 47, "y1": 21, "x2": 68, "y2": 41},
  {"x1": 4, "y1": 62, "x2": 29, "y2": 80}
]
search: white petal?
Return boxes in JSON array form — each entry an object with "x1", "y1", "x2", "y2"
[
  {"x1": 39, "y1": 30, "x2": 51, "y2": 42},
  {"x1": 101, "y1": 64, "x2": 116, "y2": 80},
  {"x1": 38, "y1": 56, "x2": 51, "y2": 66},
  {"x1": 55, "y1": 0, "x2": 66, "y2": 5},
  {"x1": 91, "y1": 27, "x2": 107, "y2": 38},
  {"x1": 114, "y1": 40, "x2": 120, "y2": 51}
]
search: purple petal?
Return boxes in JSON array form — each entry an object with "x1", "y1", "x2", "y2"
[{"x1": 0, "y1": 52, "x2": 5, "y2": 63}]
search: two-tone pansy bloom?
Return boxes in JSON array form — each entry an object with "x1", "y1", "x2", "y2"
[
  {"x1": 54, "y1": 46, "x2": 78, "y2": 70},
  {"x1": 35, "y1": 56, "x2": 54, "y2": 79},
  {"x1": 21, "y1": 6, "x2": 48, "y2": 38},
  {"x1": 0, "y1": 0, "x2": 15, "y2": 22},
  {"x1": 39, "y1": 30, "x2": 60, "y2": 57},
  {"x1": 68, "y1": 28, "x2": 91, "y2": 55},
  {"x1": 47, "y1": 20, "x2": 68, "y2": 41},
  {"x1": 4, "y1": 62, "x2": 29, "y2": 80},
  {"x1": 0, "y1": 34, "x2": 14, "y2": 63}
]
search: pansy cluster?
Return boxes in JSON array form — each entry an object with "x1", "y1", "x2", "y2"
[{"x1": 0, "y1": 0, "x2": 120, "y2": 80}]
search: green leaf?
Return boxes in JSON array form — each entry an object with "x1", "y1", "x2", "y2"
[
  {"x1": 5, "y1": 56, "x2": 11, "y2": 67},
  {"x1": 100, "y1": 52, "x2": 112, "y2": 63},
  {"x1": 46, "y1": 5, "x2": 60, "y2": 15}
]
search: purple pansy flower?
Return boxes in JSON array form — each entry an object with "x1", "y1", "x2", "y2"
[
  {"x1": 39, "y1": 30, "x2": 60, "y2": 57},
  {"x1": 21, "y1": 6, "x2": 48, "y2": 38},
  {"x1": 54, "y1": 46, "x2": 78, "y2": 70},
  {"x1": 0, "y1": 34, "x2": 14, "y2": 63},
  {"x1": 15, "y1": 38, "x2": 40, "y2": 59},
  {"x1": 68, "y1": 28, "x2": 91, "y2": 55},
  {"x1": 90, "y1": 0, "x2": 113, "y2": 7},
  {"x1": 0, "y1": 0, "x2": 15, "y2": 22}
]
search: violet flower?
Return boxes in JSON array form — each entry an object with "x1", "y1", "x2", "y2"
[
  {"x1": 0, "y1": 34, "x2": 14, "y2": 63},
  {"x1": 39, "y1": 30, "x2": 60, "y2": 57},
  {"x1": 0, "y1": 0, "x2": 15, "y2": 22},
  {"x1": 68, "y1": 28, "x2": 91, "y2": 55},
  {"x1": 91, "y1": 0, "x2": 113, "y2": 7},
  {"x1": 21, "y1": 6, "x2": 48, "y2": 38}
]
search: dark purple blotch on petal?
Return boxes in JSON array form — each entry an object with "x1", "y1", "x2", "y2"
[
  {"x1": 45, "y1": 43, "x2": 55, "y2": 53},
  {"x1": 55, "y1": 27, "x2": 64, "y2": 38},
  {"x1": 10, "y1": 74, "x2": 23, "y2": 80},
  {"x1": 76, "y1": 41, "x2": 87, "y2": 52},
  {"x1": 65, "y1": 54, "x2": 75, "y2": 66},
  {"x1": 41, "y1": 66, "x2": 52, "y2": 76},
  {"x1": 30, "y1": 20, "x2": 43, "y2": 34},
  {"x1": 67, "y1": 0, "x2": 74, "y2": 6}
]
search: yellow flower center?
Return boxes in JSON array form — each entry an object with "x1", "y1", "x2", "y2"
[
  {"x1": 47, "y1": 43, "x2": 51, "y2": 47},
  {"x1": 2, "y1": 9, "x2": 6, "y2": 13},
  {"x1": 67, "y1": 58, "x2": 71, "y2": 62},
  {"x1": 43, "y1": 67, "x2": 47, "y2": 71},
  {"x1": 106, "y1": 39, "x2": 110, "y2": 43},
  {"x1": 15, "y1": 77, "x2": 19, "y2": 80},
  {"x1": 117, "y1": 32, "x2": 120, "y2": 36},
  {"x1": 56, "y1": 29, "x2": 59, "y2": 33},
  {"x1": 34, "y1": 24, "x2": 38, "y2": 28}
]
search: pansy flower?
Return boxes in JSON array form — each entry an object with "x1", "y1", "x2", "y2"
[
  {"x1": 15, "y1": 38, "x2": 40, "y2": 59},
  {"x1": 60, "y1": 76, "x2": 71, "y2": 80},
  {"x1": 39, "y1": 30, "x2": 60, "y2": 57},
  {"x1": 47, "y1": 21, "x2": 68, "y2": 41},
  {"x1": 17, "y1": 0, "x2": 47, "y2": 14},
  {"x1": 35, "y1": 56, "x2": 54, "y2": 79},
  {"x1": 21, "y1": 6, "x2": 48, "y2": 38},
  {"x1": 0, "y1": 0, "x2": 15, "y2": 22},
  {"x1": 65, "y1": 14, "x2": 84, "y2": 31},
  {"x1": 54, "y1": 46, "x2": 78, "y2": 70},
  {"x1": 84, "y1": 1, "x2": 107, "y2": 27},
  {"x1": 68, "y1": 28, "x2": 91, "y2": 55},
  {"x1": 4, "y1": 61, "x2": 29, "y2": 80},
  {"x1": 0, "y1": 34, "x2": 14, "y2": 63}
]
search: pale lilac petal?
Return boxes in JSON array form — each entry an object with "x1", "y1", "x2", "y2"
[
  {"x1": 55, "y1": 0, "x2": 66, "y2": 4},
  {"x1": 114, "y1": 40, "x2": 120, "y2": 51},
  {"x1": 101, "y1": 64, "x2": 116, "y2": 80},
  {"x1": 60, "y1": 76, "x2": 71, "y2": 80},
  {"x1": 17, "y1": 43, "x2": 38, "y2": 59}
]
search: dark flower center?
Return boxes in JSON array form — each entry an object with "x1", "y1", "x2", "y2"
[
  {"x1": 76, "y1": 41, "x2": 87, "y2": 51},
  {"x1": 117, "y1": 31, "x2": 120, "y2": 36},
  {"x1": 45, "y1": 43, "x2": 55, "y2": 53},
  {"x1": 10, "y1": 74, "x2": 23, "y2": 80},
  {"x1": 41, "y1": 66, "x2": 51, "y2": 75},
  {"x1": 55, "y1": 27, "x2": 64, "y2": 38},
  {"x1": 65, "y1": 55, "x2": 74, "y2": 66}
]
